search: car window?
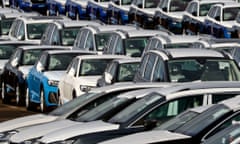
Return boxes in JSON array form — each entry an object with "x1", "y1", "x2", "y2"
[
  {"x1": 200, "y1": 3, "x2": 217, "y2": 16},
  {"x1": 17, "y1": 21, "x2": 25, "y2": 40},
  {"x1": 27, "y1": 23, "x2": 48, "y2": 40},
  {"x1": 122, "y1": 0, "x2": 131, "y2": 5},
  {"x1": 223, "y1": 7, "x2": 240, "y2": 21},
  {"x1": 145, "y1": 0, "x2": 160, "y2": 8},
  {"x1": 169, "y1": 0, "x2": 191, "y2": 12},
  {"x1": 114, "y1": 36, "x2": 124, "y2": 55},
  {"x1": 208, "y1": 6, "x2": 217, "y2": 18},
  {"x1": 133, "y1": 95, "x2": 204, "y2": 126},
  {"x1": 152, "y1": 57, "x2": 165, "y2": 82},
  {"x1": 22, "y1": 49, "x2": 42, "y2": 65},
  {"x1": 85, "y1": 31, "x2": 94, "y2": 51},
  {"x1": 124, "y1": 37, "x2": 147, "y2": 57},
  {"x1": 95, "y1": 32, "x2": 113, "y2": 51},
  {"x1": 60, "y1": 28, "x2": 80, "y2": 46},
  {"x1": 66, "y1": 58, "x2": 79, "y2": 77},
  {"x1": 107, "y1": 34, "x2": 117, "y2": 53},
  {"x1": 138, "y1": 54, "x2": 149, "y2": 77},
  {"x1": 117, "y1": 62, "x2": 140, "y2": 82},
  {"x1": 0, "y1": 18, "x2": 13, "y2": 35},
  {"x1": 212, "y1": 94, "x2": 239, "y2": 104},
  {"x1": 143, "y1": 54, "x2": 157, "y2": 80}
]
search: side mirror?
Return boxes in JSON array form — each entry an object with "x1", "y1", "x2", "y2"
[
  {"x1": 11, "y1": 58, "x2": 18, "y2": 67},
  {"x1": 68, "y1": 68, "x2": 75, "y2": 77},
  {"x1": 192, "y1": 11, "x2": 197, "y2": 16},
  {"x1": 215, "y1": 16, "x2": 220, "y2": 21},
  {"x1": 17, "y1": 35, "x2": 24, "y2": 40},
  {"x1": 36, "y1": 62, "x2": 44, "y2": 72},
  {"x1": 104, "y1": 72, "x2": 113, "y2": 84},
  {"x1": 144, "y1": 119, "x2": 158, "y2": 130},
  {"x1": 162, "y1": 7, "x2": 167, "y2": 12}
]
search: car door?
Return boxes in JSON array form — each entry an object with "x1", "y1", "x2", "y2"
[
  {"x1": 64, "y1": 57, "x2": 79, "y2": 99},
  {"x1": 29, "y1": 53, "x2": 48, "y2": 102}
]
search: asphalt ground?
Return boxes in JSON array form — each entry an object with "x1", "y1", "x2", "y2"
[{"x1": 0, "y1": 99, "x2": 37, "y2": 122}]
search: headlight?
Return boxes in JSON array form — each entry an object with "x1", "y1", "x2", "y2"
[
  {"x1": 79, "y1": 85, "x2": 91, "y2": 92},
  {"x1": 48, "y1": 80, "x2": 59, "y2": 86},
  {"x1": 0, "y1": 131, "x2": 18, "y2": 141}
]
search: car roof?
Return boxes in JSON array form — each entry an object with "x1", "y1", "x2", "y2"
[
  {"x1": 17, "y1": 45, "x2": 72, "y2": 50},
  {"x1": 111, "y1": 58, "x2": 141, "y2": 64},
  {"x1": 84, "y1": 25, "x2": 139, "y2": 33},
  {"x1": 0, "y1": 40, "x2": 38, "y2": 45},
  {"x1": 115, "y1": 29, "x2": 171, "y2": 38},
  {"x1": 15, "y1": 16, "x2": 69, "y2": 23},
  {"x1": 191, "y1": 0, "x2": 234, "y2": 4},
  {"x1": 153, "y1": 34, "x2": 203, "y2": 43},
  {"x1": 0, "y1": 12, "x2": 40, "y2": 19},
  {"x1": 220, "y1": 95, "x2": 240, "y2": 111},
  {"x1": 54, "y1": 20, "x2": 103, "y2": 28},
  {"x1": 148, "y1": 48, "x2": 229, "y2": 60},
  {"x1": 90, "y1": 82, "x2": 175, "y2": 94},
  {"x1": 43, "y1": 49, "x2": 96, "y2": 55},
  {"x1": 75, "y1": 54, "x2": 130, "y2": 60},
  {"x1": 117, "y1": 81, "x2": 240, "y2": 99},
  {"x1": 214, "y1": 1, "x2": 240, "y2": 8}
]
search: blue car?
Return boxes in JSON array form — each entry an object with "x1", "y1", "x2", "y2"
[
  {"x1": 65, "y1": 0, "x2": 89, "y2": 20},
  {"x1": 47, "y1": 0, "x2": 67, "y2": 16},
  {"x1": 204, "y1": 2, "x2": 240, "y2": 38},
  {"x1": 108, "y1": 0, "x2": 131, "y2": 24},
  {"x1": 10, "y1": 0, "x2": 47, "y2": 15},
  {"x1": 26, "y1": 50, "x2": 94, "y2": 112},
  {"x1": 87, "y1": 0, "x2": 110, "y2": 23}
]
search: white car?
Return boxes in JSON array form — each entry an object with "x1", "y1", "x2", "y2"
[
  {"x1": 58, "y1": 54, "x2": 130, "y2": 104},
  {"x1": 8, "y1": 81, "x2": 240, "y2": 144}
]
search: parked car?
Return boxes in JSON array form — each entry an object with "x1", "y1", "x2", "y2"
[
  {"x1": 103, "y1": 29, "x2": 170, "y2": 57},
  {"x1": 0, "y1": 40, "x2": 37, "y2": 97},
  {"x1": 0, "y1": 11, "x2": 40, "y2": 39},
  {"x1": 193, "y1": 38, "x2": 240, "y2": 66},
  {"x1": 26, "y1": 50, "x2": 95, "y2": 112},
  {"x1": 73, "y1": 103, "x2": 213, "y2": 144},
  {"x1": 58, "y1": 54, "x2": 130, "y2": 103},
  {"x1": 73, "y1": 25, "x2": 138, "y2": 54},
  {"x1": 22, "y1": 81, "x2": 240, "y2": 144},
  {"x1": 204, "y1": 1, "x2": 240, "y2": 38},
  {"x1": 99, "y1": 95, "x2": 240, "y2": 144},
  {"x1": 128, "y1": 0, "x2": 161, "y2": 29},
  {"x1": 1, "y1": 45, "x2": 70, "y2": 105},
  {"x1": 87, "y1": 0, "x2": 110, "y2": 23},
  {"x1": 154, "y1": 0, "x2": 192, "y2": 34},
  {"x1": 0, "y1": 82, "x2": 170, "y2": 143},
  {"x1": 97, "y1": 58, "x2": 141, "y2": 87},
  {"x1": 40, "y1": 20, "x2": 103, "y2": 46},
  {"x1": 10, "y1": 0, "x2": 48, "y2": 14},
  {"x1": 107, "y1": 0, "x2": 132, "y2": 24},
  {"x1": 201, "y1": 121, "x2": 240, "y2": 144},
  {"x1": 182, "y1": 0, "x2": 231, "y2": 35},
  {"x1": 47, "y1": 0, "x2": 67, "y2": 16},
  {"x1": 65, "y1": 0, "x2": 89, "y2": 20},
  {"x1": 142, "y1": 34, "x2": 202, "y2": 55},
  {"x1": 134, "y1": 48, "x2": 240, "y2": 82},
  {"x1": 8, "y1": 16, "x2": 69, "y2": 44}
]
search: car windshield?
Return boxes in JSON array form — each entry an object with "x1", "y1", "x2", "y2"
[
  {"x1": 75, "y1": 97, "x2": 134, "y2": 122},
  {"x1": 167, "y1": 59, "x2": 240, "y2": 82},
  {"x1": 22, "y1": 49, "x2": 42, "y2": 65},
  {"x1": 60, "y1": 28, "x2": 80, "y2": 46},
  {"x1": 223, "y1": 7, "x2": 240, "y2": 21},
  {"x1": 145, "y1": 0, "x2": 160, "y2": 8},
  {"x1": 169, "y1": 0, "x2": 191, "y2": 12},
  {"x1": 108, "y1": 94, "x2": 164, "y2": 124},
  {"x1": 174, "y1": 104, "x2": 231, "y2": 136},
  {"x1": 124, "y1": 38, "x2": 148, "y2": 57},
  {"x1": 49, "y1": 92, "x2": 98, "y2": 116},
  {"x1": 155, "y1": 110, "x2": 199, "y2": 131},
  {"x1": 164, "y1": 43, "x2": 193, "y2": 49},
  {"x1": 117, "y1": 62, "x2": 140, "y2": 82},
  {"x1": 0, "y1": 19, "x2": 13, "y2": 35},
  {"x1": 27, "y1": 23, "x2": 49, "y2": 40},
  {"x1": 48, "y1": 53, "x2": 80, "y2": 71},
  {"x1": 95, "y1": 33, "x2": 113, "y2": 51},
  {"x1": 203, "y1": 124, "x2": 240, "y2": 144},
  {"x1": 0, "y1": 45, "x2": 17, "y2": 59},
  {"x1": 79, "y1": 59, "x2": 112, "y2": 76},
  {"x1": 199, "y1": 3, "x2": 217, "y2": 16}
]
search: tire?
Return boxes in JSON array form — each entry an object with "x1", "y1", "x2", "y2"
[
  {"x1": 26, "y1": 88, "x2": 35, "y2": 111},
  {"x1": 40, "y1": 89, "x2": 47, "y2": 113}
]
